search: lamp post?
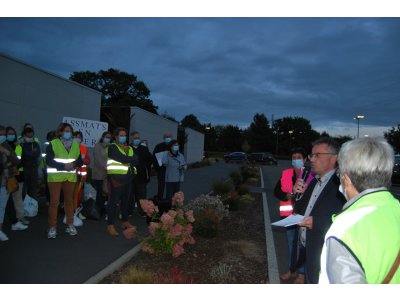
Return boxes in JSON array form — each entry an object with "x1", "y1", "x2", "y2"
[{"x1": 353, "y1": 115, "x2": 365, "y2": 138}]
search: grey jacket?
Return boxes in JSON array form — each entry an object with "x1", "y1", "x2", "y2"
[{"x1": 162, "y1": 151, "x2": 187, "y2": 183}]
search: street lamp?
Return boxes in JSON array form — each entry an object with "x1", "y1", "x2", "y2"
[{"x1": 353, "y1": 115, "x2": 365, "y2": 138}]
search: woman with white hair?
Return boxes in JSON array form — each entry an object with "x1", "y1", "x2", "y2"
[{"x1": 319, "y1": 137, "x2": 400, "y2": 284}]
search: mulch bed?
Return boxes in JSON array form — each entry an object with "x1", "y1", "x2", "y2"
[{"x1": 101, "y1": 192, "x2": 268, "y2": 284}]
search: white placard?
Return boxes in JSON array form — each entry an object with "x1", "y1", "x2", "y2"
[
  {"x1": 155, "y1": 151, "x2": 168, "y2": 167},
  {"x1": 62, "y1": 116, "x2": 108, "y2": 148},
  {"x1": 271, "y1": 214, "x2": 304, "y2": 227}
]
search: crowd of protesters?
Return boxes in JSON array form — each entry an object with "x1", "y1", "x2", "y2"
[{"x1": 0, "y1": 122, "x2": 187, "y2": 241}]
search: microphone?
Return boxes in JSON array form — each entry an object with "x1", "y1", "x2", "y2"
[{"x1": 294, "y1": 166, "x2": 311, "y2": 201}]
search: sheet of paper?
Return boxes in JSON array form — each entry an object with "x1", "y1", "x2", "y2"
[
  {"x1": 155, "y1": 151, "x2": 167, "y2": 167},
  {"x1": 271, "y1": 214, "x2": 304, "y2": 227}
]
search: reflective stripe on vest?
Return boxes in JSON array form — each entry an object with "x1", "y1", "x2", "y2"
[
  {"x1": 47, "y1": 139, "x2": 80, "y2": 183},
  {"x1": 279, "y1": 168, "x2": 295, "y2": 216},
  {"x1": 107, "y1": 143, "x2": 134, "y2": 175},
  {"x1": 78, "y1": 144, "x2": 88, "y2": 177},
  {"x1": 319, "y1": 191, "x2": 400, "y2": 284},
  {"x1": 15, "y1": 145, "x2": 23, "y2": 172}
]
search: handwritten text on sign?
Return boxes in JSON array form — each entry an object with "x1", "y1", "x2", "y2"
[{"x1": 62, "y1": 116, "x2": 108, "y2": 148}]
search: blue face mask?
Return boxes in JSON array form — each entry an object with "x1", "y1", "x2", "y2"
[
  {"x1": 172, "y1": 145, "x2": 179, "y2": 153},
  {"x1": 118, "y1": 136, "x2": 127, "y2": 144},
  {"x1": 103, "y1": 137, "x2": 111, "y2": 145},
  {"x1": 164, "y1": 137, "x2": 172, "y2": 144},
  {"x1": 7, "y1": 135, "x2": 16, "y2": 142},
  {"x1": 292, "y1": 159, "x2": 304, "y2": 169},
  {"x1": 0, "y1": 135, "x2": 6, "y2": 144},
  {"x1": 133, "y1": 139, "x2": 141, "y2": 146},
  {"x1": 73, "y1": 138, "x2": 82, "y2": 144},
  {"x1": 63, "y1": 132, "x2": 72, "y2": 140}
]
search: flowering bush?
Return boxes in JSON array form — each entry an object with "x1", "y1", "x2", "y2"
[
  {"x1": 139, "y1": 192, "x2": 195, "y2": 258},
  {"x1": 186, "y1": 194, "x2": 229, "y2": 221}
]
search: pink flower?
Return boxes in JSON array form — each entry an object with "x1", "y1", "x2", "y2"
[
  {"x1": 168, "y1": 224, "x2": 183, "y2": 239},
  {"x1": 184, "y1": 223, "x2": 193, "y2": 235},
  {"x1": 172, "y1": 244, "x2": 184, "y2": 257},
  {"x1": 140, "y1": 199, "x2": 159, "y2": 217},
  {"x1": 185, "y1": 210, "x2": 195, "y2": 223},
  {"x1": 176, "y1": 209, "x2": 184, "y2": 219},
  {"x1": 167, "y1": 210, "x2": 177, "y2": 219},
  {"x1": 186, "y1": 235, "x2": 196, "y2": 245},
  {"x1": 122, "y1": 226, "x2": 137, "y2": 239},
  {"x1": 148, "y1": 222, "x2": 161, "y2": 236},
  {"x1": 142, "y1": 243, "x2": 155, "y2": 254},
  {"x1": 160, "y1": 213, "x2": 174, "y2": 230},
  {"x1": 172, "y1": 191, "x2": 184, "y2": 207}
]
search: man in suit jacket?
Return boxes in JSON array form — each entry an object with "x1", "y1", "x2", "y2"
[{"x1": 293, "y1": 137, "x2": 346, "y2": 284}]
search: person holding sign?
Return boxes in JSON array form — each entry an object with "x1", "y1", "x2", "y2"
[
  {"x1": 152, "y1": 133, "x2": 173, "y2": 202},
  {"x1": 106, "y1": 127, "x2": 138, "y2": 237},
  {"x1": 46, "y1": 123, "x2": 83, "y2": 239}
]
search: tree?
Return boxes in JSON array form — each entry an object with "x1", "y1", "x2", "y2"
[
  {"x1": 247, "y1": 113, "x2": 274, "y2": 152},
  {"x1": 217, "y1": 125, "x2": 243, "y2": 152},
  {"x1": 180, "y1": 114, "x2": 204, "y2": 133},
  {"x1": 384, "y1": 124, "x2": 400, "y2": 153},
  {"x1": 333, "y1": 135, "x2": 352, "y2": 146},
  {"x1": 70, "y1": 68, "x2": 158, "y2": 132},
  {"x1": 161, "y1": 112, "x2": 177, "y2": 122}
]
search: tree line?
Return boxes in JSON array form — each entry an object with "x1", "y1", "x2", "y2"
[{"x1": 70, "y1": 68, "x2": 400, "y2": 155}]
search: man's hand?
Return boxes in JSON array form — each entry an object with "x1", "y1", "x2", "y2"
[
  {"x1": 293, "y1": 178, "x2": 308, "y2": 194},
  {"x1": 298, "y1": 216, "x2": 313, "y2": 229},
  {"x1": 64, "y1": 162, "x2": 75, "y2": 171}
]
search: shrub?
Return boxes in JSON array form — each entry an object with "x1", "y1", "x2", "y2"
[
  {"x1": 229, "y1": 171, "x2": 243, "y2": 187},
  {"x1": 237, "y1": 184, "x2": 250, "y2": 196},
  {"x1": 194, "y1": 208, "x2": 220, "y2": 238},
  {"x1": 245, "y1": 177, "x2": 259, "y2": 186},
  {"x1": 121, "y1": 267, "x2": 155, "y2": 284},
  {"x1": 240, "y1": 165, "x2": 254, "y2": 182},
  {"x1": 223, "y1": 190, "x2": 240, "y2": 211},
  {"x1": 140, "y1": 192, "x2": 195, "y2": 258},
  {"x1": 186, "y1": 194, "x2": 229, "y2": 222},
  {"x1": 240, "y1": 193, "x2": 255, "y2": 203},
  {"x1": 212, "y1": 180, "x2": 232, "y2": 196},
  {"x1": 154, "y1": 267, "x2": 195, "y2": 284},
  {"x1": 210, "y1": 263, "x2": 234, "y2": 283}
]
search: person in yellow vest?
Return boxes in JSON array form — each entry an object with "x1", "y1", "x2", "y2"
[
  {"x1": 106, "y1": 127, "x2": 138, "y2": 236},
  {"x1": 72, "y1": 131, "x2": 91, "y2": 212},
  {"x1": 41, "y1": 131, "x2": 56, "y2": 206},
  {"x1": 320, "y1": 137, "x2": 400, "y2": 284},
  {"x1": 46, "y1": 123, "x2": 83, "y2": 239}
]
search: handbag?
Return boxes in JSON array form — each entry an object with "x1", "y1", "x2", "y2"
[
  {"x1": 382, "y1": 249, "x2": 400, "y2": 284},
  {"x1": 6, "y1": 177, "x2": 18, "y2": 193}
]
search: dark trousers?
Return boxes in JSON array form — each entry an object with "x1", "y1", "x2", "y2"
[
  {"x1": 93, "y1": 180, "x2": 107, "y2": 214},
  {"x1": 107, "y1": 183, "x2": 131, "y2": 225},
  {"x1": 5, "y1": 194, "x2": 17, "y2": 226},
  {"x1": 23, "y1": 167, "x2": 38, "y2": 199},
  {"x1": 42, "y1": 169, "x2": 50, "y2": 203},
  {"x1": 156, "y1": 168, "x2": 166, "y2": 200},
  {"x1": 161, "y1": 182, "x2": 181, "y2": 214},
  {"x1": 129, "y1": 180, "x2": 147, "y2": 215}
]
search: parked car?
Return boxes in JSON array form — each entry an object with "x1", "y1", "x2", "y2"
[
  {"x1": 224, "y1": 152, "x2": 247, "y2": 163},
  {"x1": 248, "y1": 152, "x2": 278, "y2": 165},
  {"x1": 392, "y1": 154, "x2": 400, "y2": 184}
]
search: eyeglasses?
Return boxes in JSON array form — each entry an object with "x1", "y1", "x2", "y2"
[{"x1": 308, "y1": 152, "x2": 336, "y2": 159}]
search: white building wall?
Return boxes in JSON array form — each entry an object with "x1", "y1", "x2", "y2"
[
  {"x1": 130, "y1": 106, "x2": 179, "y2": 153},
  {"x1": 184, "y1": 127, "x2": 204, "y2": 164},
  {"x1": 0, "y1": 53, "x2": 102, "y2": 145}
]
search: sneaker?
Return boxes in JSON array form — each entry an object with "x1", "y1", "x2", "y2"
[
  {"x1": 66, "y1": 225, "x2": 78, "y2": 236},
  {"x1": 48, "y1": 227, "x2": 57, "y2": 239},
  {"x1": 12, "y1": 221, "x2": 28, "y2": 231},
  {"x1": 0, "y1": 230, "x2": 9, "y2": 241},
  {"x1": 19, "y1": 218, "x2": 30, "y2": 225},
  {"x1": 78, "y1": 213, "x2": 86, "y2": 220}
]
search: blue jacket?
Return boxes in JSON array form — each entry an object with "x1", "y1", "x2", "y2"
[{"x1": 162, "y1": 151, "x2": 187, "y2": 183}]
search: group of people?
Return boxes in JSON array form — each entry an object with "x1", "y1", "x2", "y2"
[
  {"x1": 0, "y1": 122, "x2": 187, "y2": 241},
  {"x1": 275, "y1": 137, "x2": 400, "y2": 284}
]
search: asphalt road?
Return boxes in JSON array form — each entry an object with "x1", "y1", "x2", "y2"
[{"x1": 0, "y1": 161, "x2": 239, "y2": 284}]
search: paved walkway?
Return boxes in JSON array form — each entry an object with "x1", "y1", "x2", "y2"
[{"x1": 0, "y1": 161, "x2": 239, "y2": 284}]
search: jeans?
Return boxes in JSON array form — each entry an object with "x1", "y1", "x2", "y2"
[
  {"x1": 93, "y1": 180, "x2": 107, "y2": 215},
  {"x1": 23, "y1": 167, "x2": 38, "y2": 199},
  {"x1": 156, "y1": 168, "x2": 166, "y2": 200},
  {"x1": 11, "y1": 182, "x2": 24, "y2": 220},
  {"x1": 164, "y1": 182, "x2": 181, "y2": 211},
  {"x1": 129, "y1": 180, "x2": 147, "y2": 215},
  {"x1": 0, "y1": 186, "x2": 9, "y2": 225},
  {"x1": 107, "y1": 183, "x2": 131, "y2": 225}
]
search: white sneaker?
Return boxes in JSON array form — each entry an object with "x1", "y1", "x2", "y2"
[
  {"x1": 48, "y1": 227, "x2": 57, "y2": 239},
  {"x1": 66, "y1": 225, "x2": 78, "y2": 236},
  {"x1": 0, "y1": 230, "x2": 9, "y2": 241},
  {"x1": 12, "y1": 221, "x2": 28, "y2": 231},
  {"x1": 78, "y1": 213, "x2": 86, "y2": 220}
]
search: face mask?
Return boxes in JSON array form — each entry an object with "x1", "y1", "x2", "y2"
[
  {"x1": 73, "y1": 138, "x2": 82, "y2": 144},
  {"x1": 118, "y1": 136, "x2": 127, "y2": 144},
  {"x1": 103, "y1": 137, "x2": 111, "y2": 145},
  {"x1": 0, "y1": 135, "x2": 6, "y2": 144},
  {"x1": 133, "y1": 139, "x2": 141, "y2": 146},
  {"x1": 292, "y1": 159, "x2": 304, "y2": 169},
  {"x1": 7, "y1": 135, "x2": 16, "y2": 142},
  {"x1": 164, "y1": 137, "x2": 172, "y2": 144},
  {"x1": 25, "y1": 137, "x2": 33, "y2": 143},
  {"x1": 172, "y1": 145, "x2": 179, "y2": 153},
  {"x1": 63, "y1": 132, "x2": 72, "y2": 140}
]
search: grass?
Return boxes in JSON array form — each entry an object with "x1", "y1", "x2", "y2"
[
  {"x1": 225, "y1": 240, "x2": 265, "y2": 264},
  {"x1": 120, "y1": 267, "x2": 155, "y2": 284}
]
